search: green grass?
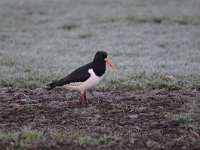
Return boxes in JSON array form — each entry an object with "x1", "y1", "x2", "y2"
[
  {"x1": 0, "y1": 57, "x2": 16, "y2": 67},
  {"x1": 0, "y1": 2, "x2": 199, "y2": 92},
  {"x1": 96, "y1": 72, "x2": 182, "y2": 92},
  {"x1": 0, "y1": 66, "x2": 59, "y2": 89},
  {"x1": 169, "y1": 97, "x2": 200, "y2": 127},
  {"x1": 61, "y1": 23, "x2": 79, "y2": 30},
  {"x1": 95, "y1": 17, "x2": 119, "y2": 24},
  {"x1": 174, "y1": 18, "x2": 200, "y2": 25},
  {"x1": 56, "y1": 129, "x2": 119, "y2": 145},
  {"x1": 79, "y1": 33, "x2": 93, "y2": 39},
  {"x1": 146, "y1": 75, "x2": 180, "y2": 90},
  {"x1": 20, "y1": 130, "x2": 43, "y2": 143},
  {"x1": 0, "y1": 129, "x2": 44, "y2": 149},
  {"x1": 0, "y1": 70, "x2": 198, "y2": 91},
  {"x1": 170, "y1": 114, "x2": 192, "y2": 125},
  {"x1": 0, "y1": 70, "x2": 196, "y2": 91},
  {"x1": 0, "y1": 129, "x2": 119, "y2": 149},
  {"x1": 146, "y1": 140, "x2": 162, "y2": 149},
  {"x1": 125, "y1": 15, "x2": 148, "y2": 23},
  {"x1": 66, "y1": 130, "x2": 117, "y2": 145},
  {"x1": 167, "y1": 109, "x2": 200, "y2": 135},
  {"x1": 64, "y1": 95, "x2": 69, "y2": 101},
  {"x1": 95, "y1": 15, "x2": 200, "y2": 25}
]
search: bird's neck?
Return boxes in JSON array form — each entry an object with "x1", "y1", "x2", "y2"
[{"x1": 92, "y1": 60, "x2": 106, "y2": 77}]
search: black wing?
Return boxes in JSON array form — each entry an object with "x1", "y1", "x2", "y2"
[{"x1": 46, "y1": 62, "x2": 92, "y2": 90}]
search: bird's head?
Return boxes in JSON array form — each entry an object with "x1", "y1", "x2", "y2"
[{"x1": 94, "y1": 51, "x2": 114, "y2": 69}]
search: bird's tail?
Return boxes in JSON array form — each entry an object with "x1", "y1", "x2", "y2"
[
  {"x1": 45, "y1": 82, "x2": 56, "y2": 91},
  {"x1": 45, "y1": 77, "x2": 67, "y2": 91}
]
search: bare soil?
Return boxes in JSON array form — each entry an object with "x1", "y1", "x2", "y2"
[{"x1": 1, "y1": 88, "x2": 200, "y2": 150}]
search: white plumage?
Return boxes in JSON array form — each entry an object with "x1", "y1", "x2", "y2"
[{"x1": 62, "y1": 69, "x2": 101, "y2": 93}]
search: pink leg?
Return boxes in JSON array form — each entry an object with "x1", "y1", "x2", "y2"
[
  {"x1": 80, "y1": 92, "x2": 89, "y2": 107},
  {"x1": 80, "y1": 92, "x2": 84, "y2": 106},
  {"x1": 84, "y1": 92, "x2": 89, "y2": 106}
]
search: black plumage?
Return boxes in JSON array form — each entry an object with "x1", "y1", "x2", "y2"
[{"x1": 46, "y1": 51, "x2": 107, "y2": 91}]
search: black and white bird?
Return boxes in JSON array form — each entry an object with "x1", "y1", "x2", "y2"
[{"x1": 46, "y1": 51, "x2": 114, "y2": 106}]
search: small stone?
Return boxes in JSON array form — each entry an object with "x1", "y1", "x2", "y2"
[
  {"x1": 9, "y1": 103, "x2": 20, "y2": 109},
  {"x1": 94, "y1": 114, "x2": 101, "y2": 119},
  {"x1": 33, "y1": 88, "x2": 47, "y2": 95},
  {"x1": 138, "y1": 106, "x2": 147, "y2": 111},
  {"x1": 128, "y1": 114, "x2": 138, "y2": 119},
  {"x1": 47, "y1": 101, "x2": 60, "y2": 108},
  {"x1": 129, "y1": 138, "x2": 135, "y2": 144},
  {"x1": 12, "y1": 93, "x2": 31, "y2": 101},
  {"x1": 163, "y1": 75, "x2": 177, "y2": 83},
  {"x1": 19, "y1": 98, "x2": 30, "y2": 104}
]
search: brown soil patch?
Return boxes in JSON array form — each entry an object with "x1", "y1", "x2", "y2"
[{"x1": 0, "y1": 88, "x2": 200, "y2": 150}]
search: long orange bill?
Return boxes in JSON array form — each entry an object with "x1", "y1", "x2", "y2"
[{"x1": 104, "y1": 58, "x2": 115, "y2": 69}]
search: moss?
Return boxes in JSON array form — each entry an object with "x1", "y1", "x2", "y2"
[
  {"x1": 79, "y1": 33, "x2": 93, "y2": 39},
  {"x1": 169, "y1": 114, "x2": 193, "y2": 126},
  {"x1": 0, "y1": 129, "x2": 44, "y2": 149},
  {"x1": 61, "y1": 23, "x2": 79, "y2": 30},
  {"x1": 66, "y1": 130, "x2": 117, "y2": 145}
]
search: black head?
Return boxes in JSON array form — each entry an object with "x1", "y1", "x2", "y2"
[
  {"x1": 93, "y1": 51, "x2": 108, "y2": 62},
  {"x1": 92, "y1": 51, "x2": 114, "y2": 77}
]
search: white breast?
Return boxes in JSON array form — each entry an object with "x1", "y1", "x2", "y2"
[{"x1": 63, "y1": 69, "x2": 101, "y2": 92}]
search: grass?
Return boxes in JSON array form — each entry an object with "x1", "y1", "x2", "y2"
[
  {"x1": 96, "y1": 72, "x2": 182, "y2": 91},
  {"x1": 79, "y1": 33, "x2": 93, "y2": 39},
  {"x1": 0, "y1": 70, "x2": 196, "y2": 91},
  {"x1": 14, "y1": 72, "x2": 52, "y2": 90},
  {"x1": 169, "y1": 97, "x2": 200, "y2": 127},
  {"x1": 95, "y1": 17, "x2": 119, "y2": 24},
  {"x1": 125, "y1": 16, "x2": 164, "y2": 24},
  {"x1": 0, "y1": 129, "x2": 44, "y2": 149},
  {"x1": 0, "y1": 129, "x2": 118, "y2": 149},
  {"x1": 146, "y1": 75, "x2": 180, "y2": 90},
  {"x1": 174, "y1": 18, "x2": 200, "y2": 25},
  {"x1": 146, "y1": 140, "x2": 162, "y2": 149},
  {"x1": 0, "y1": 57, "x2": 199, "y2": 91},
  {"x1": 61, "y1": 23, "x2": 79, "y2": 30},
  {"x1": 64, "y1": 95, "x2": 69, "y2": 101},
  {"x1": 170, "y1": 114, "x2": 192, "y2": 125},
  {"x1": 96, "y1": 15, "x2": 200, "y2": 25},
  {"x1": 20, "y1": 130, "x2": 43, "y2": 143},
  {"x1": 58, "y1": 130, "x2": 117, "y2": 145},
  {"x1": 0, "y1": 65, "x2": 59, "y2": 89},
  {"x1": 0, "y1": 0, "x2": 199, "y2": 92},
  {"x1": 0, "y1": 57, "x2": 16, "y2": 67}
]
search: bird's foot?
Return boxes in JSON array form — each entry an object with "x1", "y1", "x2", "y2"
[
  {"x1": 79, "y1": 100, "x2": 89, "y2": 107},
  {"x1": 80, "y1": 92, "x2": 89, "y2": 107}
]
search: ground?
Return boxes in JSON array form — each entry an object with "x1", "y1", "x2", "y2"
[
  {"x1": 0, "y1": 0, "x2": 200, "y2": 149},
  {"x1": 1, "y1": 88, "x2": 200, "y2": 150}
]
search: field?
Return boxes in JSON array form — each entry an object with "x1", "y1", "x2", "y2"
[{"x1": 0, "y1": 0, "x2": 200, "y2": 149}]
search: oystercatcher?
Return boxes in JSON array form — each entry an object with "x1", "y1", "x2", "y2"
[{"x1": 46, "y1": 51, "x2": 114, "y2": 106}]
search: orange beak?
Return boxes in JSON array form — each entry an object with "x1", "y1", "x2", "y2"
[{"x1": 104, "y1": 58, "x2": 115, "y2": 69}]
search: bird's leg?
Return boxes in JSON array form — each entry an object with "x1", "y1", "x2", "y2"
[
  {"x1": 84, "y1": 91, "x2": 89, "y2": 106},
  {"x1": 80, "y1": 92, "x2": 84, "y2": 106},
  {"x1": 80, "y1": 92, "x2": 89, "y2": 107}
]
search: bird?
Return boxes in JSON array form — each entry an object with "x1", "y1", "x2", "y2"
[{"x1": 46, "y1": 51, "x2": 114, "y2": 106}]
